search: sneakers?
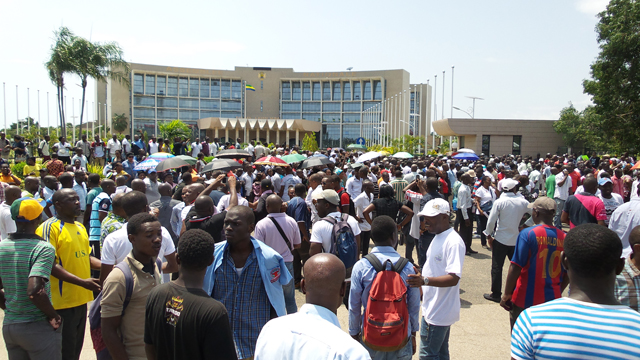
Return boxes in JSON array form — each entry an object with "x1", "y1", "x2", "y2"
[
  {"x1": 483, "y1": 293, "x2": 501, "y2": 303},
  {"x1": 473, "y1": 234, "x2": 481, "y2": 239}
]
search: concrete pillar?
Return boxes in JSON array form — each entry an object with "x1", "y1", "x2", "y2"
[
  {"x1": 225, "y1": 128, "x2": 229, "y2": 143},
  {"x1": 276, "y1": 129, "x2": 280, "y2": 145},
  {"x1": 215, "y1": 128, "x2": 219, "y2": 139},
  {"x1": 296, "y1": 130, "x2": 300, "y2": 146},
  {"x1": 266, "y1": 128, "x2": 270, "y2": 145},
  {"x1": 244, "y1": 125, "x2": 247, "y2": 143},
  {"x1": 235, "y1": 128, "x2": 239, "y2": 143},
  {"x1": 256, "y1": 127, "x2": 260, "y2": 144},
  {"x1": 286, "y1": 130, "x2": 290, "y2": 147}
]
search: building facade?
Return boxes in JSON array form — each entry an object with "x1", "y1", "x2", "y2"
[
  {"x1": 97, "y1": 64, "x2": 432, "y2": 148},
  {"x1": 433, "y1": 118, "x2": 567, "y2": 157}
]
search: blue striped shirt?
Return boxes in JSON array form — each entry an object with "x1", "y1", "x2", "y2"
[{"x1": 511, "y1": 297, "x2": 640, "y2": 360}]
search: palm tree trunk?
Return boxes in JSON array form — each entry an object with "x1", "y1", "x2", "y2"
[
  {"x1": 79, "y1": 77, "x2": 87, "y2": 138},
  {"x1": 59, "y1": 82, "x2": 66, "y2": 138}
]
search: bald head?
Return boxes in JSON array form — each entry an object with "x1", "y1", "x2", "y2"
[
  {"x1": 158, "y1": 183, "x2": 172, "y2": 197},
  {"x1": 266, "y1": 194, "x2": 283, "y2": 214},
  {"x1": 5, "y1": 186, "x2": 22, "y2": 205},
  {"x1": 302, "y1": 254, "x2": 346, "y2": 313},
  {"x1": 583, "y1": 175, "x2": 598, "y2": 194},
  {"x1": 131, "y1": 179, "x2": 146, "y2": 193},
  {"x1": 191, "y1": 183, "x2": 205, "y2": 195},
  {"x1": 194, "y1": 195, "x2": 214, "y2": 216}
]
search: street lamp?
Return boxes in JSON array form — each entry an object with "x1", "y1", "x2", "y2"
[
  {"x1": 453, "y1": 106, "x2": 473, "y2": 118},
  {"x1": 465, "y1": 96, "x2": 484, "y2": 118}
]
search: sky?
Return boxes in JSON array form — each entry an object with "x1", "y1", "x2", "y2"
[{"x1": 0, "y1": 0, "x2": 611, "y2": 129}]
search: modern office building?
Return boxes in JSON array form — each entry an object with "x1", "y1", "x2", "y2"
[
  {"x1": 96, "y1": 63, "x2": 432, "y2": 148},
  {"x1": 433, "y1": 118, "x2": 567, "y2": 157}
]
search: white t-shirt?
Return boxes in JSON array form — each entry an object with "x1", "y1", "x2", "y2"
[
  {"x1": 210, "y1": 143, "x2": 218, "y2": 156},
  {"x1": 55, "y1": 142, "x2": 71, "y2": 157},
  {"x1": 107, "y1": 139, "x2": 121, "y2": 156},
  {"x1": 310, "y1": 211, "x2": 361, "y2": 253},
  {"x1": 101, "y1": 225, "x2": 175, "y2": 266},
  {"x1": 93, "y1": 142, "x2": 105, "y2": 158},
  {"x1": 191, "y1": 142, "x2": 202, "y2": 158},
  {"x1": 421, "y1": 227, "x2": 465, "y2": 326},
  {"x1": 0, "y1": 202, "x2": 16, "y2": 241},
  {"x1": 554, "y1": 172, "x2": 572, "y2": 200},
  {"x1": 216, "y1": 194, "x2": 248, "y2": 213},
  {"x1": 121, "y1": 138, "x2": 131, "y2": 154},
  {"x1": 353, "y1": 192, "x2": 373, "y2": 232},
  {"x1": 148, "y1": 141, "x2": 159, "y2": 154},
  {"x1": 38, "y1": 140, "x2": 50, "y2": 156},
  {"x1": 307, "y1": 185, "x2": 324, "y2": 224}
]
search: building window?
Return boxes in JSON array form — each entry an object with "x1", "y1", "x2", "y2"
[
  {"x1": 133, "y1": 74, "x2": 144, "y2": 94},
  {"x1": 231, "y1": 80, "x2": 242, "y2": 99},
  {"x1": 281, "y1": 82, "x2": 291, "y2": 101},
  {"x1": 302, "y1": 82, "x2": 311, "y2": 101},
  {"x1": 460, "y1": 136, "x2": 465, "y2": 148},
  {"x1": 157, "y1": 97, "x2": 177, "y2": 108},
  {"x1": 144, "y1": 75, "x2": 155, "y2": 95},
  {"x1": 211, "y1": 79, "x2": 220, "y2": 98},
  {"x1": 221, "y1": 80, "x2": 231, "y2": 99},
  {"x1": 322, "y1": 82, "x2": 331, "y2": 101},
  {"x1": 363, "y1": 81, "x2": 372, "y2": 100},
  {"x1": 260, "y1": 80, "x2": 263, "y2": 90},
  {"x1": 134, "y1": 95, "x2": 155, "y2": 107},
  {"x1": 179, "y1": 77, "x2": 188, "y2": 97},
  {"x1": 281, "y1": 102, "x2": 301, "y2": 112},
  {"x1": 292, "y1": 82, "x2": 301, "y2": 101},
  {"x1": 321, "y1": 113, "x2": 341, "y2": 123},
  {"x1": 156, "y1": 76, "x2": 166, "y2": 96},
  {"x1": 322, "y1": 124, "x2": 341, "y2": 148},
  {"x1": 260, "y1": 100, "x2": 263, "y2": 112},
  {"x1": 482, "y1": 135, "x2": 490, "y2": 154},
  {"x1": 158, "y1": 109, "x2": 178, "y2": 120},
  {"x1": 343, "y1": 102, "x2": 360, "y2": 112},
  {"x1": 302, "y1": 113, "x2": 321, "y2": 121},
  {"x1": 343, "y1": 82, "x2": 351, "y2": 101},
  {"x1": 221, "y1": 100, "x2": 242, "y2": 111},
  {"x1": 343, "y1": 114, "x2": 361, "y2": 123},
  {"x1": 353, "y1": 81, "x2": 361, "y2": 100},
  {"x1": 342, "y1": 125, "x2": 361, "y2": 146},
  {"x1": 302, "y1": 102, "x2": 321, "y2": 112},
  {"x1": 179, "y1": 98, "x2": 199, "y2": 109},
  {"x1": 512, "y1": 135, "x2": 522, "y2": 156},
  {"x1": 200, "y1": 79, "x2": 210, "y2": 98},
  {"x1": 332, "y1": 82, "x2": 341, "y2": 101},
  {"x1": 167, "y1": 77, "x2": 178, "y2": 96},
  {"x1": 312, "y1": 82, "x2": 321, "y2": 101},
  {"x1": 200, "y1": 99, "x2": 219, "y2": 110},
  {"x1": 373, "y1": 80, "x2": 382, "y2": 100},
  {"x1": 322, "y1": 102, "x2": 340, "y2": 112}
]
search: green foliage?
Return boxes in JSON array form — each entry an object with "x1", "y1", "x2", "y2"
[
  {"x1": 204, "y1": 156, "x2": 215, "y2": 163},
  {"x1": 301, "y1": 133, "x2": 319, "y2": 152},
  {"x1": 87, "y1": 164, "x2": 106, "y2": 179},
  {"x1": 11, "y1": 162, "x2": 26, "y2": 179},
  {"x1": 582, "y1": 0, "x2": 640, "y2": 152},
  {"x1": 553, "y1": 104, "x2": 606, "y2": 150},
  {"x1": 112, "y1": 113, "x2": 128, "y2": 133},
  {"x1": 390, "y1": 135, "x2": 423, "y2": 154},
  {"x1": 438, "y1": 139, "x2": 451, "y2": 154},
  {"x1": 159, "y1": 120, "x2": 192, "y2": 142}
]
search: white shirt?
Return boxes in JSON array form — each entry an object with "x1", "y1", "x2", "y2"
[
  {"x1": 554, "y1": 172, "x2": 572, "y2": 200},
  {"x1": 457, "y1": 184, "x2": 472, "y2": 219},
  {"x1": 353, "y1": 192, "x2": 373, "y2": 232},
  {"x1": 107, "y1": 139, "x2": 121, "y2": 156},
  {"x1": 55, "y1": 142, "x2": 71, "y2": 157},
  {"x1": 240, "y1": 172, "x2": 255, "y2": 196},
  {"x1": 246, "y1": 143, "x2": 255, "y2": 156},
  {"x1": 609, "y1": 198, "x2": 640, "y2": 257},
  {"x1": 210, "y1": 142, "x2": 218, "y2": 156},
  {"x1": 121, "y1": 138, "x2": 131, "y2": 154},
  {"x1": 93, "y1": 142, "x2": 105, "y2": 158},
  {"x1": 310, "y1": 211, "x2": 361, "y2": 253},
  {"x1": 148, "y1": 141, "x2": 159, "y2": 154},
  {"x1": 422, "y1": 227, "x2": 465, "y2": 326},
  {"x1": 101, "y1": 225, "x2": 175, "y2": 267},
  {"x1": 281, "y1": 174, "x2": 301, "y2": 202},
  {"x1": 345, "y1": 177, "x2": 363, "y2": 199},
  {"x1": 529, "y1": 170, "x2": 541, "y2": 190},
  {"x1": 72, "y1": 182, "x2": 87, "y2": 211},
  {"x1": 38, "y1": 140, "x2": 50, "y2": 156},
  {"x1": 71, "y1": 154, "x2": 88, "y2": 169},
  {"x1": 483, "y1": 192, "x2": 532, "y2": 246},
  {"x1": 254, "y1": 304, "x2": 371, "y2": 360},
  {"x1": 191, "y1": 142, "x2": 202, "y2": 158},
  {"x1": 307, "y1": 185, "x2": 324, "y2": 224},
  {"x1": 216, "y1": 194, "x2": 248, "y2": 213},
  {"x1": 144, "y1": 178, "x2": 161, "y2": 204},
  {"x1": 0, "y1": 202, "x2": 16, "y2": 241},
  {"x1": 270, "y1": 174, "x2": 282, "y2": 193}
]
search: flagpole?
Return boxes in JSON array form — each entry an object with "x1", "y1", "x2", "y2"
[
  {"x1": 16, "y1": 85, "x2": 19, "y2": 135},
  {"x1": 47, "y1": 92, "x2": 50, "y2": 135},
  {"x1": 2, "y1": 83, "x2": 6, "y2": 133},
  {"x1": 27, "y1": 87, "x2": 30, "y2": 132},
  {"x1": 37, "y1": 90, "x2": 41, "y2": 134}
]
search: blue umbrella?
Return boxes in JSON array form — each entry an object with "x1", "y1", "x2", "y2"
[
  {"x1": 134, "y1": 158, "x2": 161, "y2": 171},
  {"x1": 452, "y1": 153, "x2": 480, "y2": 161}
]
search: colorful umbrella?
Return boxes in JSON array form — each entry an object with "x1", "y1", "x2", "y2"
[
  {"x1": 347, "y1": 144, "x2": 367, "y2": 150},
  {"x1": 148, "y1": 152, "x2": 174, "y2": 159},
  {"x1": 133, "y1": 158, "x2": 161, "y2": 171},
  {"x1": 631, "y1": 161, "x2": 640, "y2": 170},
  {"x1": 356, "y1": 151, "x2": 382, "y2": 163},
  {"x1": 452, "y1": 153, "x2": 480, "y2": 161},
  {"x1": 281, "y1": 154, "x2": 306, "y2": 164},
  {"x1": 254, "y1": 156, "x2": 289, "y2": 167},
  {"x1": 176, "y1": 155, "x2": 197, "y2": 165},
  {"x1": 391, "y1": 152, "x2": 414, "y2": 159}
]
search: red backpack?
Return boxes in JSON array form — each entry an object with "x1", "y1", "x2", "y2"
[{"x1": 362, "y1": 254, "x2": 410, "y2": 352}]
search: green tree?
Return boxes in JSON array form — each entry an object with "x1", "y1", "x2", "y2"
[
  {"x1": 301, "y1": 133, "x2": 319, "y2": 152},
  {"x1": 554, "y1": 104, "x2": 606, "y2": 151},
  {"x1": 112, "y1": 113, "x2": 128, "y2": 133},
  {"x1": 583, "y1": 0, "x2": 640, "y2": 152},
  {"x1": 159, "y1": 120, "x2": 192, "y2": 141},
  {"x1": 69, "y1": 37, "x2": 130, "y2": 131},
  {"x1": 45, "y1": 27, "x2": 75, "y2": 138}
]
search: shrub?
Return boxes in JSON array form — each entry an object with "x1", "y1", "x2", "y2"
[
  {"x1": 11, "y1": 162, "x2": 26, "y2": 179},
  {"x1": 87, "y1": 164, "x2": 106, "y2": 179}
]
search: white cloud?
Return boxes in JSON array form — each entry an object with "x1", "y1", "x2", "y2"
[{"x1": 576, "y1": 0, "x2": 610, "y2": 14}]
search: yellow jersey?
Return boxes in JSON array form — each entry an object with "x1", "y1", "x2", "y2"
[{"x1": 36, "y1": 218, "x2": 93, "y2": 310}]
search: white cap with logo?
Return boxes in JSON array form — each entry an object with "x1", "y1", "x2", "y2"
[{"x1": 418, "y1": 198, "x2": 450, "y2": 217}]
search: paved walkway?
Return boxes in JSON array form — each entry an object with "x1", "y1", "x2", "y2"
[{"x1": 0, "y1": 238, "x2": 513, "y2": 360}]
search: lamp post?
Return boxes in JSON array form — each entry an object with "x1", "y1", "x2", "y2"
[
  {"x1": 453, "y1": 106, "x2": 473, "y2": 118},
  {"x1": 465, "y1": 96, "x2": 484, "y2": 118}
]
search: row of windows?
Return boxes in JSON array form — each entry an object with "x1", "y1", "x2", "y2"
[
  {"x1": 481, "y1": 135, "x2": 522, "y2": 156},
  {"x1": 133, "y1": 74, "x2": 243, "y2": 99},
  {"x1": 133, "y1": 107, "x2": 241, "y2": 120},
  {"x1": 281, "y1": 101, "x2": 381, "y2": 113},
  {"x1": 134, "y1": 96, "x2": 241, "y2": 110},
  {"x1": 281, "y1": 80, "x2": 383, "y2": 101},
  {"x1": 321, "y1": 124, "x2": 363, "y2": 148},
  {"x1": 279, "y1": 113, "x2": 365, "y2": 123}
]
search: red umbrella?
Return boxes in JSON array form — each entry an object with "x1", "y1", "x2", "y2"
[
  {"x1": 254, "y1": 156, "x2": 289, "y2": 167},
  {"x1": 631, "y1": 161, "x2": 640, "y2": 170}
]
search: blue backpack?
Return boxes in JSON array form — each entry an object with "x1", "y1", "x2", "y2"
[{"x1": 323, "y1": 213, "x2": 358, "y2": 269}]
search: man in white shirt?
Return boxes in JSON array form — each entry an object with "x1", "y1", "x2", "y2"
[
  {"x1": 106, "y1": 135, "x2": 121, "y2": 162},
  {"x1": 38, "y1": 135, "x2": 51, "y2": 161},
  {"x1": 309, "y1": 189, "x2": 361, "y2": 256},
  {"x1": 0, "y1": 186, "x2": 20, "y2": 240},
  {"x1": 280, "y1": 167, "x2": 301, "y2": 202},
  {"x1": 483, "y1": 178, "x2": 532, "y2": 303},
  {"x1": 144, "y1": 169, "x2": 161, "y2": 204},
  {"x1": 353, "y1": 180, "x2": 373, "y2": 256},
  {"x1": 345, "y1": 167, "x2": 365, "y2": 199},
  {"x1": 54, "y1": 136, "x2": 72, "y2": 164},
  {"x1": 306, "y1": 173, "x2": 325, "y2": 225},
  {"x1": 74, "y1": 134, "x2": 91, "y2": 159},
  {"x1": 148, "y1": 137, "x2": 159, "y2": 155},
  {"x1": 100, "y1": 191, "x2": 178, "y2": 284},
  {"x1": 407, "y1": 198, "x2": 465, "y2": 360},
  {"x1": 210, "y1": 138, "x2": 219, "y2": 157},
  {"x1": 456, "y1": 174, "x2": 476, "y2": 255},
  {"x1": 190, "y1": 138, "x2": 203, "y2": 158},
  {"x1": 246, "y1": 140, "x2": 255, "y2": 158},
  {"x1": 553, "y1": 165, "x2": 572, "y2": 229},
  {"x1": 121, "y1": 135, "x2": 131, "y2": 154},
  {"x1": 239, "y1": 165, "x2": 255, "y2": 199},
  {"x1": 92, "y1": 135, "x2": 106, "y2": 166},
  {"x1": 403, "y1": 165, "x2": 420, "y2": 184},
  {"x1": 254, "y1": 254, "x2": 371, "y2": 360}
]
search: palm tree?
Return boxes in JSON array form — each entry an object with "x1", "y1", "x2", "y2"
[
  {"x1": 70, "y1": 38, "x2": 130, "y2": 132},
  {"x1": 45, "y1": 27, "x2": 75, "y2": 138}
]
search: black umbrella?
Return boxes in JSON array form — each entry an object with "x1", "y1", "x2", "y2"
[
  {"x1": 201, "y1": 159, "x2": 242, "y2": 173},
  {"x1": 216, "y1": 149, "x2": 252, "y2": 159},
  {"x1": 155, "y1": 157, "x2": 190, "y2": 172},
  {"x1": 300, "y1": 156, "x2": 332, "y2": 169}
]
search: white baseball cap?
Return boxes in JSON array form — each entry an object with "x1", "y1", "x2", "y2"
[{"x1": 418, "y1": 198, "x2": 450, "y2": 217}]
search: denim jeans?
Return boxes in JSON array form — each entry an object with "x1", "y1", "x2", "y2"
[
  {"x1": 419, "y1": 317, "x2": 450, "y2": 360},
  {"x1": 553, "y1": 198, "x2": 565, "y2": 229},
  {"x1": 283, "y1": 262, "x2": 297, "y2": 314},
  {"x1": 362, "y1": 337, "x2": 413, "y2": 360}
]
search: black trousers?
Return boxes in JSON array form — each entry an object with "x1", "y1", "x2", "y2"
[
  {"x1": 405, "y1": 234, "x2": 416, "y2": 264},
  {"x1": 491, "y1": 240, "x2": 515, "y2": 297},
  {"x1": 418, "y1": 233, "x2": 435, "y2": 269},
  {"x1": 57, "y1": 304, "x2": 87, "y2": 360},
  {"x1": 457, "y1": 208, "x2": 474, "y2": 252},
  {"x1": 478, "y1": 214, "x2": 489, "y2": 247},
  {"x1": 360, "y1": 230, "x2": 371, "y2": 256}
]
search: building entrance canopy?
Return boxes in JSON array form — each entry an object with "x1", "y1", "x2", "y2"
[{"x1": 197, "y1": 117, "x2": 321, "y2": 132}]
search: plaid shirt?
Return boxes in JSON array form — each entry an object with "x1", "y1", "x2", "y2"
[
  {"x1": 615, "y1": 256, "x2": 640, "y2": 312},
  {"x1": 213, "y1": 248, "x2": 271, "y2": 359},
  {"x1": 99, "y1": 212, "x2": 126, "y2": 250}
]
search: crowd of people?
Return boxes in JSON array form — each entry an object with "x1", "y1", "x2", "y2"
[{"x1": 0, "y1": 131, "x2": 639, "y2": 360}]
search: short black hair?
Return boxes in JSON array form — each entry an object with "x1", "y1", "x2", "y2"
[
  {"x1": 371, "y1": 215, "x2": 396, "y2": 244},
  {"x1": 294, "y1": 183, "x2": 306, "y2": 197},
  {"x1": 88, "y1": 173, "x2": 101, "y2": 185},
  {"x1": 127, "y1": 213, "x2": 158, "y2": 236},
  {"x1": 261, "y1": 178, "x2": 272, "y2": 189},
  {"x1": 178, "y1": 229, "x2": 215, "y2": 270},
  {"x1": 379, "y1": 184, "x2": 395, "y2": 199},
  {"x1": 121, "y1": 191, "x2": 149, "y2": 218},
  {"x1": 58, "y1": 172, "x2": 74, "y2": 186},
  {"x1": 565, "y1": 223, "x2": 622, "y2": 278}
]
